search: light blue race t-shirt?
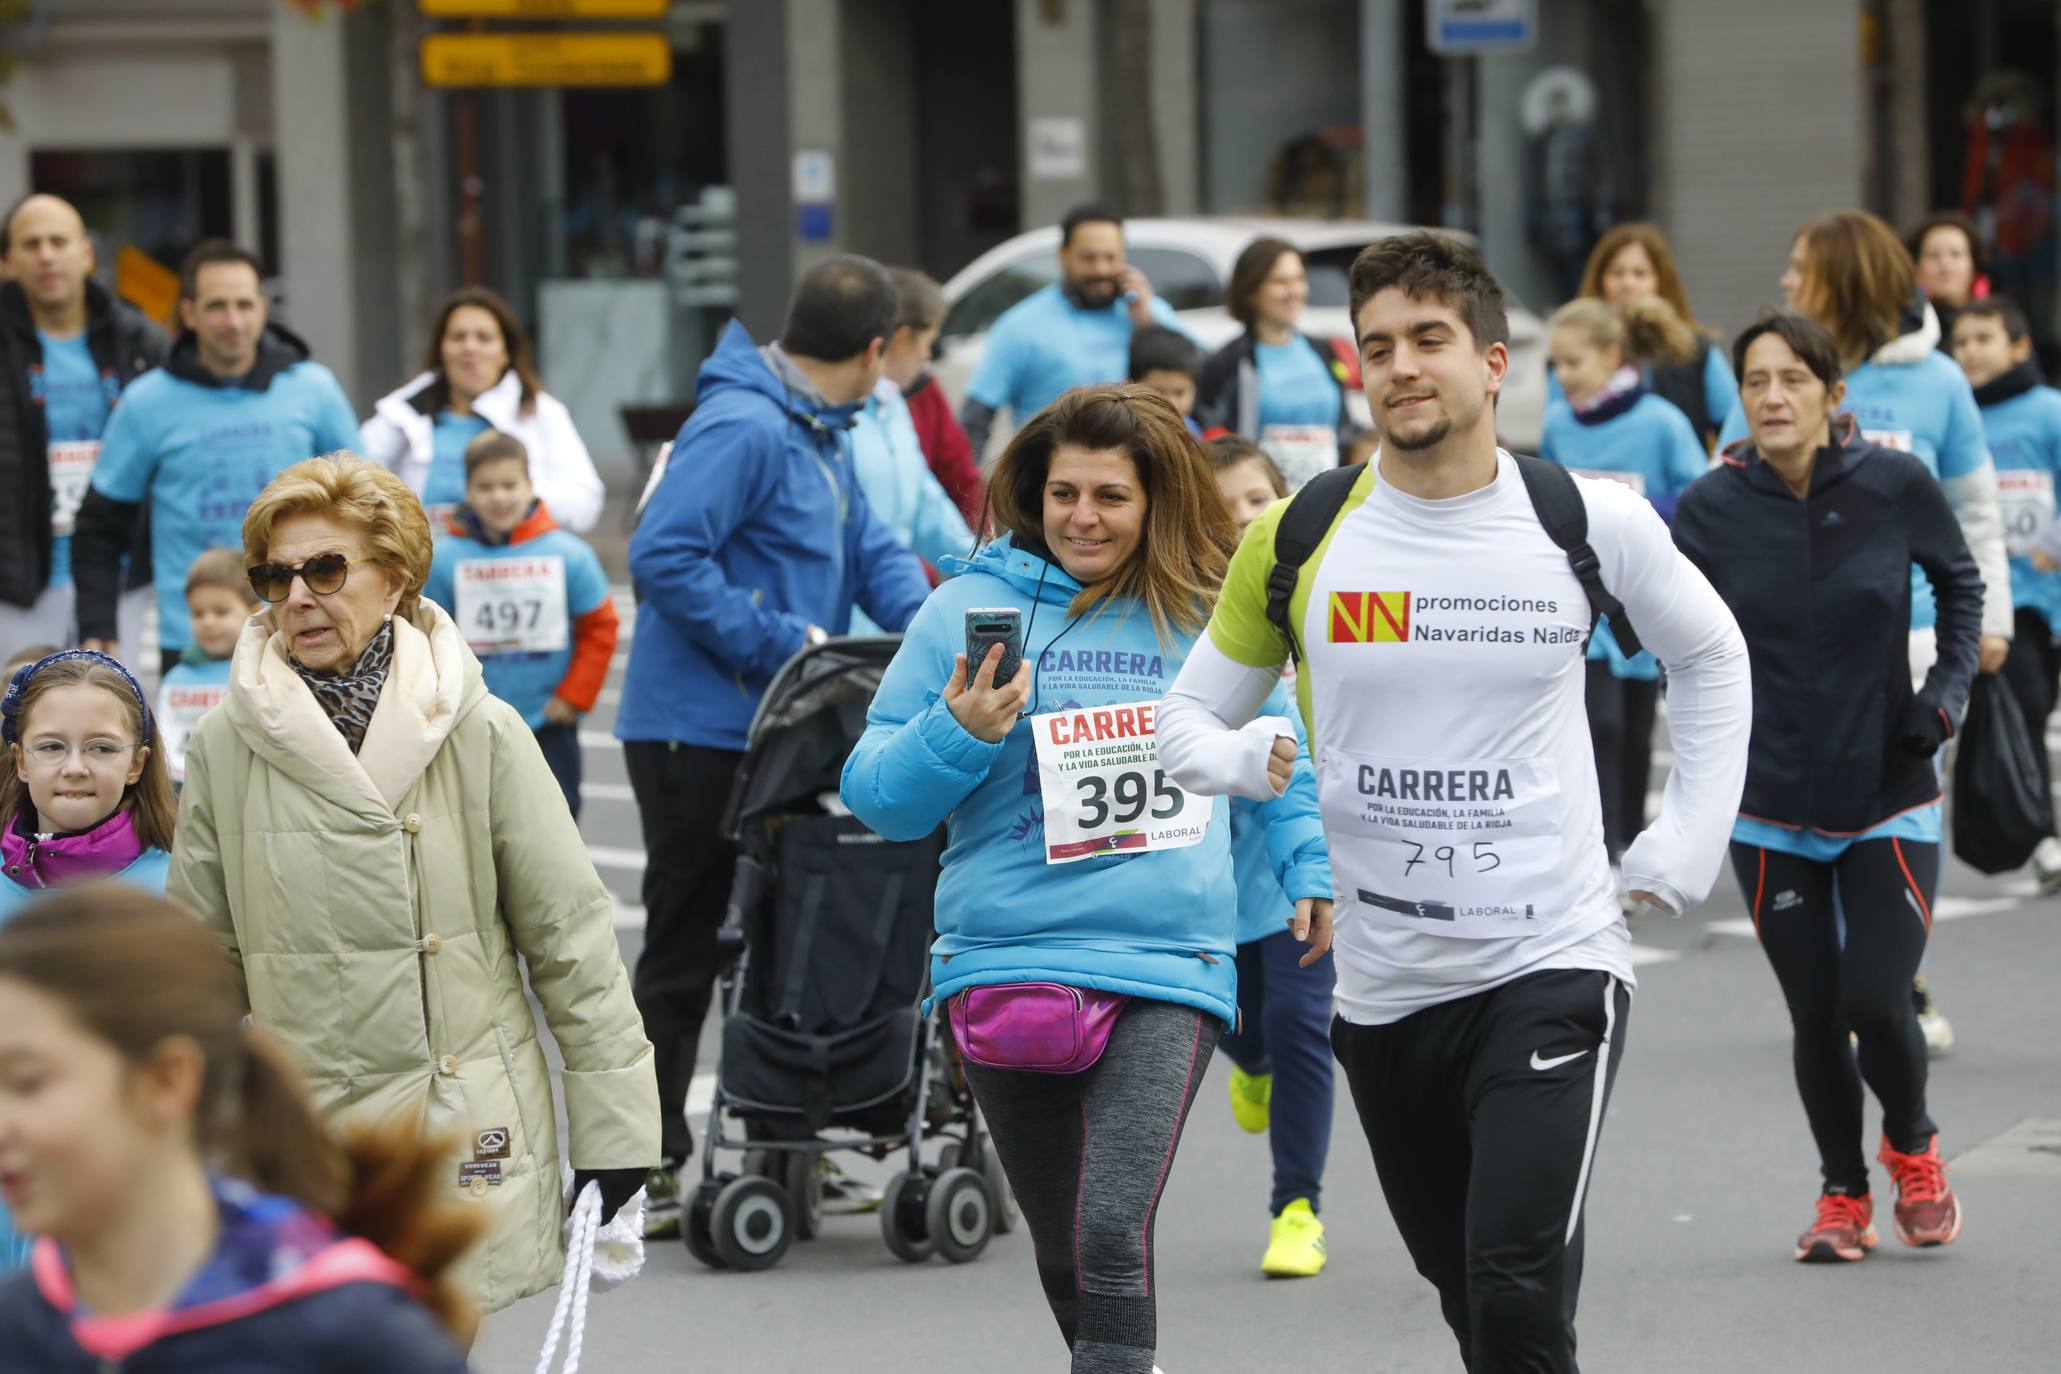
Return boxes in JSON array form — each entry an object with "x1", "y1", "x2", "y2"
[
  {"x1": 424, "y1": 412, "x2": 493, "y2": 509},
  {"x1": 1254, "y1": 338, "x2": 1340, "y2": 430},
  {"x1": 966, "y1": 283, "x2": 1185, "y2": 422},
  {"x1": 34, "y1": 330, "x2": 113, "y2": 588}
]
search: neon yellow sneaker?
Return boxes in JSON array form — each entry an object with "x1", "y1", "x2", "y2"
[
  {"x1": 1262, "y1": 1198, "x2": 1327, "y2": 1278},
  {"x1": 1228, "y1": 1064, "x2": 1272, "y2": 1134}
]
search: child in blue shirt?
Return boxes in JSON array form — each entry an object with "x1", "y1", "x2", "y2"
[
  {"x1": 1129, "y1": 326, "x2": 1206, "y2": 439},
  {"x1": 156, "y1": 548, "x2": 254, "y2": 786},
  {"x1": 1543, "y1": 297, "x2": 1709, "y2": 877},
  {"x1": 425, "y1": 431, "x2": 617, "y2": 819},
  {"x1": 1953, "y1": 296, "x2": 2061, "y2": 889}
]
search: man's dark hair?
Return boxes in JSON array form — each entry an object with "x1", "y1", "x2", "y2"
[
  {"x1": 1955, "y1": 296, "x2": 2031, "y2": 344},
  {"x1": 886, "y1": 266, "x2": 946, "y2": 334},
  {"x1": 1127, "y1": 325, "x2": 1200, "y2": 382},
  {"x1": 779, "y1": 254, "x2": 898, "y2": 363},
  {"x1": 464, "y1": 429, "x2": 531, "y2": 480},
  {"x1": 179, "y1": 239, "x2": 265, "y2": 300},
  {"x1": 1060, "y1": 203, "x2": 1124, "y2": 249},
  {"x1": 1347, "y1": 232, "x2": 1509, "y2": 351},
  {"x1": 1731, "y1": 311, "x2": 1845, "y2": 390}
]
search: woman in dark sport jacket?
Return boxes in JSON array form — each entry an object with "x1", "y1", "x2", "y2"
[{"x1": 1673, "y1": 312, "x2": 1980, "y2": 1268}]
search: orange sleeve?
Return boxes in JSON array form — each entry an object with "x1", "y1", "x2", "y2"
[{"x1": 555, "y1": 595, "x2": 619, "y2": 714}]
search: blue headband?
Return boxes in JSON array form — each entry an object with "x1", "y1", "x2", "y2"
[{"x1": 0, "y1": 649, "x2": 153, "y2": 746}]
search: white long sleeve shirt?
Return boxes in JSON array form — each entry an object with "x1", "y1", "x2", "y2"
[{"x1": 1159, "y1": 453, "x2": 1753, "y2": 1024}]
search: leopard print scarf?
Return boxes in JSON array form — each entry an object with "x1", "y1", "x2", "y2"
[{"x1": 290, "y1": 619, "x2": 394, "y2": 755}]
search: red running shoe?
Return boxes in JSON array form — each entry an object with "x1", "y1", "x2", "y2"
[
  {"x1": 1877, "y1": 1135, "x2": 1963, "y2": 1248},
  {"x1": 1795, "y1": 1191, "x2": 1877, "y2": 1263}
]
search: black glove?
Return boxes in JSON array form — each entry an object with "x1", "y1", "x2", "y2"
[
  {"x1": 572, "y1": 1167, "x2": 650, "y2": 1226},
  {"x1": 1900, "y1": 699, "x2": 1951, "y2": 758}
]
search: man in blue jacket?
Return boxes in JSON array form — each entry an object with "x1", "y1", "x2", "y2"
[
  {"x1": 71, "y1": 240, "x2": 359, "y2": 674},
  {"x1": 617, "y1": 254, "x2": 929, "y2": 1233}
]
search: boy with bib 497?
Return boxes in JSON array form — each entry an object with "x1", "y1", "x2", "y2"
[{"x1": 425, "y1": 431, "x2": 617, "y2": 818}]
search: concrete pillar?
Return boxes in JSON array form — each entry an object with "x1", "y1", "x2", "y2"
[
  {"x1": 1652, "y1": 0, "x2": 1864, "y2": 338},
  {"x1": 725, "y1": 0, "x2": 793, "y2": 339},
  {"x1": 269, "y1": 8, "x2": 362, "y2": 400},
  {"x1": 1361, "y1": 0, "x2": 1408, "y2": 223},
  {"x1": 1017, "y1": 0, "x2": 1102, "y2": 227},
  {"x1": 1153, "y1": 0, "x2": 1201, "y2": 216}
]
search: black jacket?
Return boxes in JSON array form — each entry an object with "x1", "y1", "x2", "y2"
[
  {"x1": 1673, "y1": 418, "x2": 1984, "y2": 834},
  {"x1": 0, "y1": 280, "x2": 167, "y2": 607},
  {"x1": 1649, "y1": 336, "x2": 1718, "y2": 445},
  {"x1": 1195, "y1": 329, "x2": 1352, "y2": 450},
  {"x1": 69, "y1": 324, "x2": 316, "y2": 642}
]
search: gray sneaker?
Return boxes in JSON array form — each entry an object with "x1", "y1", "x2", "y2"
[{"x1": 643, "y1": 1162, "x2": 682, "y2": 1239}]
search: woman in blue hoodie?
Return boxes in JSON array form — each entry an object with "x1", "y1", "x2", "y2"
[
  {"x1": 0, "y1": 890, "x2": 474, "y2": 1371},
  {"x1": 843, "y1": 385, "x2": 1331, "y2": 1374},
  {"x1": 1542, "y1": 298, "x2": 1710, "y2": 879}
]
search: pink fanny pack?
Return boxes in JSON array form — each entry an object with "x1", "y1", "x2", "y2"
[{"x1": 949, "y1": 982, "x2": 1130, "y2": 1074}]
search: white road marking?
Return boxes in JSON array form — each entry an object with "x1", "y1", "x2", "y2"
[
  {"x1": 584, "y1": 781, "x2": 637, "y2": 804},
  {"x1": 588, "y1": 844, "x2": 648, "y2": 872},
  {"x1": 1707, "y1": 890, "x2": 2033, "y2": 940},
  {"x1": 578, "y1": 729, "x2": 623, "y2": 751}
]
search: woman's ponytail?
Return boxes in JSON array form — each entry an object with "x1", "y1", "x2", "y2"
[{"x1": 0, "y1": 892, "x2": 482, "y2": 1341}]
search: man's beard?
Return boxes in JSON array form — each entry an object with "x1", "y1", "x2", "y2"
[
  {"x1": 1383, "y1": 393, "x2": 1484, "y2": 453},
  {"x1": 1065, "y1": 277, "x2": 1121, "y2": 310}
]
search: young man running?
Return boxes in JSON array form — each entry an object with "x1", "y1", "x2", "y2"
[{"x1": 1157, "y1": 233, "x2": 1752, "y2": 1372}]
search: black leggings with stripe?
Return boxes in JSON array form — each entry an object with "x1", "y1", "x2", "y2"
[{"x1": 1730, "y1": 839, "x2": 1939, "y2": 1195}]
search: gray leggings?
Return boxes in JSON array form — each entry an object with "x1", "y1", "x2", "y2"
[{"x1": 964, "y1": 997, "x2": 1215, "y2": 1374}]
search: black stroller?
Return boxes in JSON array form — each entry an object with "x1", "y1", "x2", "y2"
[{"x1": 684, "y1": 637, "x2": 1017, "y2": 1271}]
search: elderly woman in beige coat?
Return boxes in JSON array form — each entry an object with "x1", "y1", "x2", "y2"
[{"x1": 168, "y1": 453, "x2": 658, "y2": 1314}]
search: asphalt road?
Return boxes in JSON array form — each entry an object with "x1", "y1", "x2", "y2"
[{"x1": 470, "y1": 582, "x2": 2061, "y2": 1373}]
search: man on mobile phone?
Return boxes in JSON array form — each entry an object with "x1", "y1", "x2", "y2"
[
  {"x1": 617, "y1": 254, "x2": 928, "y2": 1239},
  {"x1": 1156, "y1": 233, "x2": 1751, "y2": 1371},
  {"x1": 959, "y1": 203, "x2": 1192, "y2": 456}
]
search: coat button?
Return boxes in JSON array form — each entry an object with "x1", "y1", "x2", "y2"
[
  {"x1": 421, "y1": 933, "x2": 442, "y2": 955},
  {"x1": 403, "y1": 813, "x2": 423, "y2": 834},
  {"x1": 438, "y1": 1055, "x2": 458, "y2": 1075},
  {"x1": 470, "y1": 1177, "x2": 488, "y2": 1197}
]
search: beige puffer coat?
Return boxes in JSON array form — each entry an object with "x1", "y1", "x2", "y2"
[{"x1": 168, "y1": 601, "x2": 659, "y2": 1313}]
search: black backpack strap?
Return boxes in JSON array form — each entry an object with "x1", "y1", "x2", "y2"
[
  {"x1": 1267, "y1": 464, "x2": 1363, "y2": 665},
  {"x1": 1512, "y1": 454, "x2": 1644, "y2": 657}
]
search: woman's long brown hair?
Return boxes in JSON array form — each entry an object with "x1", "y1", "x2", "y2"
[
  {"x1": 1792, "y1": 210, "x2": 1919, "y2": 364},
  {"x1": 0, "y1": 657, "x2": 176, "y2": 851},
  {"x1": 419, "y1": 286, "x2": 543, "y2": 417},
  {"x1": 982, "y1": 384, "x2": 1241, "y2": 647},
  {"x1": 1578, "y1": 223, "x2": 1709, "y2": 335},
  {"x1": 0, "y1": 892, "x2": 482, "y2": 1342}
]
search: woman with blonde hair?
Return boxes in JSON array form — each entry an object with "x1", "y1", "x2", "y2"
[
  {"x1": 1568, "y1": 222, "x2": 1735, "y2": 444},
  {"x1": 167, "y1": 452, "x2": 659, "y2": 1316},
  {"x1": 843, "y1": 385, "x2": 1331, "y2": 1373}
]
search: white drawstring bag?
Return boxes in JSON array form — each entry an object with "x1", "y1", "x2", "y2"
[{"x1": 534, "y1": 1178, "x2": 649, "y2": 1374}]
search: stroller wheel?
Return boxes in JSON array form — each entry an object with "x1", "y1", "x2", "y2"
[
  {"x1": 879, "y1": 1170, "x2": 934, "y2": 1263},
  {"x1": 926, "y1": 1167, "x2": 995, "y2": 1264},
  {"x1": 782, "y1": 1150, "x2": 824, "y2": 1240},
  {"x1": 710, "y1": 1176, "x2": 793, "y2": 1271},
  {"x1": 683, "y1": 1177, "x2": 729, "y2": 1270}
]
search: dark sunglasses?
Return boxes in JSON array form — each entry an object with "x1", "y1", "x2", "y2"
[{"x1": 246, "y1": 553, "x2": 372, "y2": 604}]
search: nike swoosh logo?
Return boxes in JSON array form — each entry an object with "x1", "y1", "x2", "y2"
[{"x1": 1530, "y1": 1049, "x2": 1589, "y2": 1071}]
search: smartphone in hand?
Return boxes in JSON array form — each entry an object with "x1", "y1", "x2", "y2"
[{"x1": 964, "y1": 607, "x2": 1024, "y2": 688}]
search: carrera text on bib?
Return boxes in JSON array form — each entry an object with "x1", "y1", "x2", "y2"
[
  {"x1": 1030, "y1": 699, "x2": 1208, "y2": 864},
  {"x1": 1320, "y1": 748, "x2": 1568, "y2": 938},
  {"x1": 48, "y1": 440, "x2": 99, "y2": 537},
  {"x1": 454, "y1": 555, "x2": 570, "y2": 655}
]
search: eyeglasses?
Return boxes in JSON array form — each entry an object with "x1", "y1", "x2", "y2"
[{"x1": 246, "y1": 553, "x2": 372, "y2": 604}]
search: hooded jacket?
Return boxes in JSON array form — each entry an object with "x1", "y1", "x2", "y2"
[
  {"x1": 1718, "y1": 300, "x2": 2012, "y2": 640},
  {"x1": 359, "y1": 368, "x2": 605, "y2": 533},
  {"x1": 1970, "y1": 357, "x2": 2061, "y2": 627},
  {"x1": 0, "y1": 1179, "x2": 469, "y2": 1373},
  {"x1": 839, "y1": 536, "x2": 1331, "y2": 1027},
  {"x1": 616, "y1": 320, "x2": 930, "y2": 750},
  {"x1": 1196, "y1": 329, "x2": 1353, "y2": 461},
  {"x1": 70, "y1": 325, "x2": 360, "y2": 650},
  {"x1": 167, "y1": 601, "x2": 659, "y2": 1314},
  {"x1": 424, "y1": 501, "x2": 617, "y2": 729},
  {"x1": 1676, "y1": 420, "x2": 1983, "y2": 835},
  {"x1": 0, "y1": 279, "x2": 167, "y2": 608}
]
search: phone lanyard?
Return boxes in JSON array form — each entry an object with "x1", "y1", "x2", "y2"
[{"x1": 1018, "y1": 557, "x2": 1091, "y2": 719}]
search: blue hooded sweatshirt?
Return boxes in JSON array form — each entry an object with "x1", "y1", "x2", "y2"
[
  {"x1": 1543, "y1": 384, "x2": 1709, "y2": 681},
  {"x1": 82, "y1": 326, "x2": 359, "y2": 651},
  {"x1": 617, "y1": 321, "x2": 931, "y2": 750},
  {"x1": 1971, "y1": 361, "x2": 2061, "y2": 629},
  {"x1": 848, "y1": 379, "x2": 976, "y2": 637},
  {"x1": 839, "y1": 536, "x2": 1331, "y2": 1027}
]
